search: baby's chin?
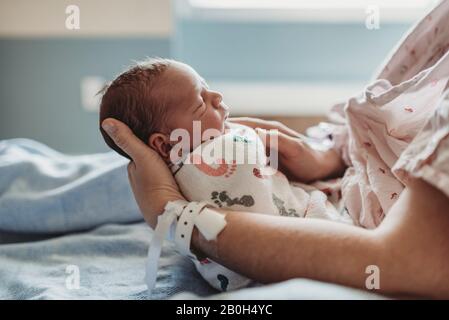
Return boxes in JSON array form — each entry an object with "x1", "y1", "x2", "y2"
[
  {"x1": 201, "y1": 121, "x2": 229, "y2": 141},
  {"x1": 213, "y1": 120, "x2": 229, "y2": 135},
  {"x1": 223, "y1": 120, "x2": 231, "y2": 134},
  {"x1": 217, "y1": 120, "x2": 235, "y2": 136}
]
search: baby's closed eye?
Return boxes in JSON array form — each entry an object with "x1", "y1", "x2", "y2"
[{"x1": 195, "y1": 100, "x2": 207, "y2": 115}]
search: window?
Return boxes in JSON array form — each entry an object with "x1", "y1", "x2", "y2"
[{"x1": 179, "y1": 0, "x2": 439, "y2": 22}]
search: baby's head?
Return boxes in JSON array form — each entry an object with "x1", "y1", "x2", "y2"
[{"x1": 99, "y1": 58, "x2": 229, "y2": 161}]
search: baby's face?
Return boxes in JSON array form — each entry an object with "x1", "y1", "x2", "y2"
[{"x1": 161, "y1": 62, "x2": 230, "y2": 148}]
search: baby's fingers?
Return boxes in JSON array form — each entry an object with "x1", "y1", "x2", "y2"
[
  {"x1": 255, "y1": 128, "x2": 302, "y2": 158},
  {"x1": 255, "y1": 128, "x2": 275, "y2": 150}
]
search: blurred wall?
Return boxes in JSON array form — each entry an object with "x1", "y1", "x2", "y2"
[
  {"x1": 0, "y1": 0, "x2": 171, "y2": 37},
  {"x1": 174, "y1": 21, "x2": 410, "y2": 83},
  {"x1": 172, "y1": 4, "x2": 415, "y2": 121},
  {"x1": 0, "y1": 38, "x2": 169, "y2": 153},
  {"x1": 0, "y1": 0, "x2": 171, "y2": 154}
]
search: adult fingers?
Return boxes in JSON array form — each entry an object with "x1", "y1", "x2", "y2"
[
  {"x1": 101, "y1": 118, "x2": 154, "y2": 163},
  {"x1": 255, "y1": 128, "x2": 303, "y2": 157},
  {"x1": 255, "y1": 128, "x2": 287, "y2": 149}
]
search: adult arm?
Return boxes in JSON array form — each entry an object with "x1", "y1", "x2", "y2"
[{"x1": 192, "y1": 177, "x2": 449, "y2": 298}]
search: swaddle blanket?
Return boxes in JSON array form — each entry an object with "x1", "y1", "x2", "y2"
[
  {"x1": 0, "y1": 138, "x2": 141, "y2": 234},
  {"x1": 171, "y1": 123, "x2": 353, "y2": 291}
]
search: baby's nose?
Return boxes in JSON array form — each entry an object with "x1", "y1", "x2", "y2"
[
  {"x1": 212, "y1": 92, "x2": 223, "y2": 108},
  {"x1": 220, "y1": 102, "x2": 229, "y2": 112}
]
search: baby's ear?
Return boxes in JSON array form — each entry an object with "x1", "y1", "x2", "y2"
[{"x1": 148, "y1": 133, "x2": 171, "y2": 159}]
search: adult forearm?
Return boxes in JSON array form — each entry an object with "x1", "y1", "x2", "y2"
[
  {"x1": 191, "y1": 210, "x2": 382, "y2": 290},
  {"x1": 192, "y1": 179, "x2": 449, "y2": 298}
]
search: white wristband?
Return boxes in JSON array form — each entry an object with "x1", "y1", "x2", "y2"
[
  {"x1": 193, "y1": 207, "x2": 227, "y2": 241},
  {"x1": 146, "y1": 200, "x2": 228, "y2": 293},
  {"x1": 145, "y1": 199, "x2": 187, "y2": 292},
  {"x1": 174, "y1": 201, "x2": 209, "y2": 258}
]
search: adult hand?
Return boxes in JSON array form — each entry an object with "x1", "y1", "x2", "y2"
[
  {"x1": 101, "y1": 118, "x2": 185, "y2": 229},
  {"x1": 229, "y1": 117, "x2": 345, "y2": 182}
]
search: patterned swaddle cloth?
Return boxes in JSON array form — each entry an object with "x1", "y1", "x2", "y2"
[{"x1": 170, "y1": 122, "x2": 353, "y2": 292}]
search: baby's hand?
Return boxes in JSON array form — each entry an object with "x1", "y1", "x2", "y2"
[
  {"x1": 229, "y1": 117, "x2": 345, "y2": 183},
  {"x1": 228, "y1": 117, "x2": 304, "y2": 139},
  {"x1": 229, "y1": 117, "x2": 304, "y2": 164}
]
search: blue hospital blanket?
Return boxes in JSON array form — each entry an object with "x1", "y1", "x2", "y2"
[
  {"x1": 0, "y1": 139, "x2": 386, "y2": 299},
  {"x1": 0, "y1": 139, "x2": 141, "y2": 233},
  {"x1": 0, "y1": 222, "x2": 217, "y2": 299},
  {"x1": 0, "y1": 139, "x2": 217, "y2": 299}
]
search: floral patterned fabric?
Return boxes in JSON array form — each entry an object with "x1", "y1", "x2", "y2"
[{"x1": 326, "y1": 0, "x2": 449, "y2": 228}]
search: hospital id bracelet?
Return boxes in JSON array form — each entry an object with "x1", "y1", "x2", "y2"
[
  {"x1": 146, "y1": 200, "x2": 227, "y2": 293},
  {"x1": 145, "y1": 199, "x2": 188, "y2": 291},
  {"x1": 174, "y1": 202, "x2": 209, "y2": 257},
  {"x1": 165, "y1": 199, "x2": 189, "y2": 241},
  {"x1": 174, "y1": 201, "x2": 228, "y2": 258}
]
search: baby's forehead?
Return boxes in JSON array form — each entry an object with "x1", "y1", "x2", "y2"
[
  {"x1": 160, "y1": 63, "x2": 201, "y2": 104},
  {"x1": 165, "y1": 63, "x2": 201, "y2": 86}
]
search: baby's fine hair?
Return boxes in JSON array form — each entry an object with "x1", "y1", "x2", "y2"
[{"x1": 99, "y1": 57, "x2": 173, "y2": 160}]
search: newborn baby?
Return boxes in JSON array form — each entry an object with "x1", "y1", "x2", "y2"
[{"x1": 99, "y1": 58, "x2": 352, "y2": 292}]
